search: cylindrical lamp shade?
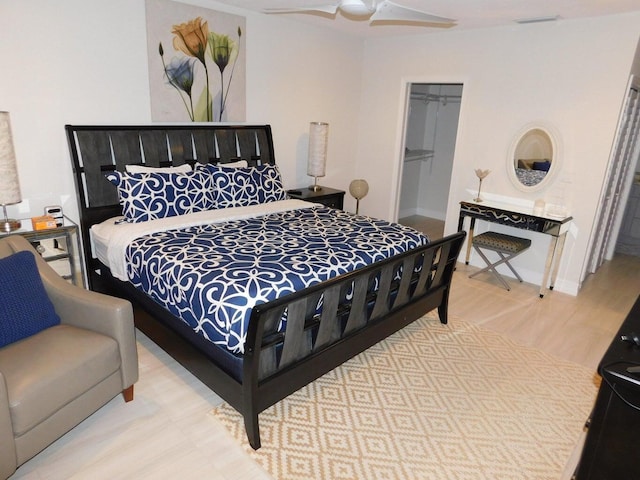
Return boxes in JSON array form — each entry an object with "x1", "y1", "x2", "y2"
[
  {"x1": 349, "y1": 179, "x2": 369, "y2": 200},
  {"x1": 307, "y1": 122, "x2": 328, "y2": 177},
  {"x1": 0, "y1": 112, "x2": 21, "y2": 205}
]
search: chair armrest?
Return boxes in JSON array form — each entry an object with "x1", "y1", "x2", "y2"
[
  {"x1": 42, "y1": 270, "x2": 139, "y2": 390},
  {"x1": 0, "y1": 373, "x2": 17, "y2": 480}
]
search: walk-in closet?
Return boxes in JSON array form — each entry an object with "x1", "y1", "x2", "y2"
[{"x1": 398, "y1": 83, "x2": 462, "y2": 239}]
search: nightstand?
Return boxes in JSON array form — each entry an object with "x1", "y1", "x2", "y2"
[
  {"x1": 287, "y1": 186, "x2": 345, "y2": 210},
  {"x1": 0, "y1": 216, "x2": 85, "y2": 287}
]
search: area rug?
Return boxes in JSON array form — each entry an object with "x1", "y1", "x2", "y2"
[{"x1": 211, "y1": 313, "x2": 598, "y2": 480}]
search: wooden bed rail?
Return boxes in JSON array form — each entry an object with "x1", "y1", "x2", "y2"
[{"x1": 241, "y1": 231, "x2": 465, "y2": 449}]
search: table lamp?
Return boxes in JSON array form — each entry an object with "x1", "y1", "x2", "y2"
[
  {"x1": 349, "y1": 179, "x2": 369, "y2": 214},
  {"x1": 307, "y1": 122, "x2": 328, "y2": 192},
  {"x1": 0, "y1": 112, "x2": 21, "y2": 232}
]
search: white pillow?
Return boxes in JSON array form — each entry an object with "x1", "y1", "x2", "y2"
[
  {"x1": 221, "y1": 160, "x2": 248, "y2": 168},
  {"x1": 194, "y1": 160, "x2": 249, "y2": 170},
  {"x1": 125, "y1": 163, "x2": 192, "y2": 173}
]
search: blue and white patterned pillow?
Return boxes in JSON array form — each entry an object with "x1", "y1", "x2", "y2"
[
  {"x1": 106, "y1": 170, "x2": 216, "y2": 223},
  {"x1": 200, "y1": 164, "x2": 287, "y2": 209}
]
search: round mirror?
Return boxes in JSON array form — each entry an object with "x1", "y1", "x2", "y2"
[{"x1": 507, "y1": 123, "x2": 561, "y2": 192}]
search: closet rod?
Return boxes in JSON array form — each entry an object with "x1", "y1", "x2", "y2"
[{"x1": 410, "y1": 92, "x2": 461, "y2": 104}]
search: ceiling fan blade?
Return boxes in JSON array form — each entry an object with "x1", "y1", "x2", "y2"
[
  {"x1": 370, "y1": 0, "x2": 456, "y2": 24},
  {"x1": 264, "y1": 4, "x2": 339, "y2": 15}
]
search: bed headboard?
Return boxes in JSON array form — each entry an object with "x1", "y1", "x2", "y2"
[{"x1": 65, "y1": 124, "x2": 276, "y2": 287}]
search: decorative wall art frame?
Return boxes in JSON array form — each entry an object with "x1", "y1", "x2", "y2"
[{"x1": 145, "y1": 0, "x2": 246, "y2": 122}]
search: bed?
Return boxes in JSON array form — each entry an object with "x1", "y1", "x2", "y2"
[
  {"x1": 65, "y1": 124, "x2": 465, "y2": 449},
  {"x1": 515, "y1": 158, "x2": 550, "y2": 187}
]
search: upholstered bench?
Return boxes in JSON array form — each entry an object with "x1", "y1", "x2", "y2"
[{"x1": 469, "y1": 231, "x2": 531, "y2": 291}]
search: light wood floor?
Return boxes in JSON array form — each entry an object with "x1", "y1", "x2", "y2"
[
  {"x1": 12, "y1": 245, "x2": 640, "y2": 478},
  {"x1": 399, "y1": 214, "x2": 445, "y2": 240},
  {"x1": 451, "y1": 256, "x2": 640, "y2": 370}
]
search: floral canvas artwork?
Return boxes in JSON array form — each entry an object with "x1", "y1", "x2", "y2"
[{"x1": 146, "y1": 0, "x2": 246, "y2": 122}]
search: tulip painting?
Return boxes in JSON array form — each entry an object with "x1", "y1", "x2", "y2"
[
  {"x1": 146, "y1": 0, "x2": 246, "y2": 122},
  {"x1": 159, "y1": 17, "x2": 241, "y2": 122}
]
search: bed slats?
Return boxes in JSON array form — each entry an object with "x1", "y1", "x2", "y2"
[
  {"x1": 314, "y1": 284, "x2": 342, "y2": 351},
  {"x1": 75, "y1": 131, "x2": 120, "y2": 208},
  {"x1": 139, "y1": 130, "x2": 175, "y2": 166}
]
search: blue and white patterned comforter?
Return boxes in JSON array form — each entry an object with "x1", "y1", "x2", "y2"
[{"x1": 93, "y1": 201, "x2": 428, "y2": 354}]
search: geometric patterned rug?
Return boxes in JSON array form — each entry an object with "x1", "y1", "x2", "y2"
[{"x1": 211, "y1": 312, "x2": 598, "y2": 480}]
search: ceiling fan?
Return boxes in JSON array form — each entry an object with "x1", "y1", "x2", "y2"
[{"x1": 264, "y1": 0, "x2": 456, "y2": 26}]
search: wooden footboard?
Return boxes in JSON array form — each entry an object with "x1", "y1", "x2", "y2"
[
  {"x1": 98, "y1": 231, "x2": 464, "y2": 450},
  {"x1": 241, "y1": 231, "x2": 465, "y2": 448}
]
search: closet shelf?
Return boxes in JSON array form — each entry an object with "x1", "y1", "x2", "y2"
[{"x1": 404, "y1": 149, "x2": 434, "y2": 162}]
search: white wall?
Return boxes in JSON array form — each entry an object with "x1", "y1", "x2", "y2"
[
  {"x1": 0, "y1": 0, "x2": 364, "y2": 222},
  {"x1": 356, "y1": 15, "x2": 640, "y2": 294}
]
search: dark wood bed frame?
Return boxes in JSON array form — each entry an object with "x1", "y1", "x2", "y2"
[{"x1": 65, "y1": 124, "x2": 465, "y2": 449}]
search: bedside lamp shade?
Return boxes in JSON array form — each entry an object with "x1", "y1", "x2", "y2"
[
  {"x1": 349, "y1": 179, "x2": 369, "y2": 214},
  {"x1": 307, "y1": 122, "x2": 328, "y2": 192},
  {"x1": 0, "y1": 112, "x2": 21, "y2": 232}
]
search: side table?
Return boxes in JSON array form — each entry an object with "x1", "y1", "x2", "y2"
[
  {"x1": 0, "y1": 216, "x2": 85, "y2": 288},
  {"x1": 287, "y1": 186, "x2": 345, "y2": 210}
]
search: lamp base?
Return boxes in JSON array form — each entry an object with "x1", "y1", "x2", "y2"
[
  {"x1": 308, "y1": 185, "x2": 323, "y2": 192},
  {"x1": 2, "y1": 218, "x2": 21, "y2": 232}
]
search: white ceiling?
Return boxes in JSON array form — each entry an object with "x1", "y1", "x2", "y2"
[{"x1": 216, "y1": 0, "x2": 640, "y2": 37}]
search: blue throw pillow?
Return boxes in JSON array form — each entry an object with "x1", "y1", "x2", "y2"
[
  {"x1": 0, "y1": 250, "x2": 61, "y2": 348},
  {"x1": 106, "y1": 170, "x2": 217, "y2": 223},
  {"x1": 200, "y1": 164, "x2": 287, "y2": 209},
  {"x1": 532, "y1": 160, "x2": 551, "y2": 172}
]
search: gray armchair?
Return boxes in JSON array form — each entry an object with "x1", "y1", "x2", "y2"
[{"x1": 0, "y1": 235, "x2": 138, "y2": 479}]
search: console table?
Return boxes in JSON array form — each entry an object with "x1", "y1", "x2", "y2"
[{"x1": 458, "y1": 200, "x2": 572, "y2": 297}]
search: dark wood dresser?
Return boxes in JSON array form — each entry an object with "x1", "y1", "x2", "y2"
[{"x1": 574, "y1": 295, "x2": 640, "y2": 479}]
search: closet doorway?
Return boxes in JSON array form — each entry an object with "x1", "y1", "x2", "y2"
[
  {"x1": 587, "y1": 77, "x2": 640, "y2": 275},
  {"x1": 397, "y1": 83, "x2": 463, "y2": 239}
]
